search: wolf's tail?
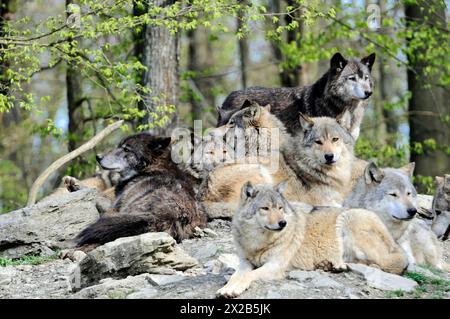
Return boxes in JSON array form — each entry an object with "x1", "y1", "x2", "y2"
[{"x1": 75, "y1": 214, "x2": 151, "y2": 246}]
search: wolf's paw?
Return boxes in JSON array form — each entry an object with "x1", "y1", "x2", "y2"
[
  {"x1": 216, "y1": 282, "x2": 248, "y2": 299},
  {"x1": 63, "y1": 176, "x2": 83, "y2": 192}
]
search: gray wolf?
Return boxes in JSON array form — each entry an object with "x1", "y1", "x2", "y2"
[
  {"x1": 431, "y1": 174, "x2": 450, "y2": 240},
  {"x1": 398, "y1": 175, "x2": 450, "y2": 271},
  {"x1": 344, "y1": 162, "x2": 418, "y2": 240},
  {"x1": 75, "y1": 133, "x2": 208, "y2": 246},
  {"x1": 216, "y1": 182, "x2": 407, "y2": 298},
  {"x1": 282, "y1": 108, "x2": 366, "y2": 206},
  {"x1": 217, "y1": 52, "x2": 376, "y2": 139},
  {"x1": 200, "y1": 103, "x2": 367, "y2": 219},
  {"x1": 345, "y1": 163, "x2": 450, "y2": 272}
]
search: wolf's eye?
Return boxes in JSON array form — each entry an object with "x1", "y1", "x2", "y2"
[
  {"x1": 364, "y1": 75, "x2": 369, "y2": 80},
  {"x1": 407, "y1": 191, "x2": 411, "y2": 196},
  {"x1": 348, "y1": 76, "x2": 356, "y2": 81},
  {"x1": 315, "y1": 140, "x2": 323, "y2": 145},
  {"x1": 435, "y1": 210, "x2": 442, "y2": 216},
  {"x1": 332, "y1": 137, "x2": 339, "y2": 142},
  {"x1": 389, "y1": 193, "x2": 398, "y2": 197},
  {"x1": 260, "y1": 207, "x2": 269, "y2": 211}
]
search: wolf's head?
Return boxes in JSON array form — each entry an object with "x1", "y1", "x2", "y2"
[
  {"x1": 295, "y1": 109, "x2": 356, "y2": 167},
  {"x1": 210, "y1": 100, "x2": 274, "y2": 136},
  {"x1": 237, "y1": 181, "x2": 293, "y2": 231},
  {"x1": 432, "y1": 175, "x2": 450, "y2": 240},
  {"x1": 96, "y1": 133, "x2": 172, "y2": 179},
  {"x1": 347, "y1": 162, "x2": 418, "y2": 223},
  {"x1": 326, "y1": 52, "x2": 375, "y2": 103}
]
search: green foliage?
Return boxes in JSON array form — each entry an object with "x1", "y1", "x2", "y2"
[
  {"x1": 0, "y1": 0, "x2": 448, "y2": 211},
  {"x1": 0, "y1": 253, "x2": 59, "y2": 267},
  {"x1": 0, "y1": 160, "x2": 28, "y2": 214}
]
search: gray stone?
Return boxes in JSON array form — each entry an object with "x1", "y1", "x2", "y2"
[
  {"x1": 217, "y1": 253, "x2": 239, "y2": 273},
  {"x1": 202, "y1": 228, "x2": 218, "y2": 238},
  {"x1": 0, "y1": 188, "x2": 99, "y2": 259},
  {"x1": 288, "y1": 270, "x2": 343, "y2": 289},
  {"x1": 78, "y1": 232, "x2": 199, "y2": 287},
  {"x1": 192, "y1": 242, "x2": 218, "y2": 260},
  {"x1": 126, "y1": 287, "x2": 159, "y2": 299},
  {"x1": 0, "y1": 267, "x2": 16, "y2": 286},
  {"x1": 73, "y1": 274, "x2": 155, "y2": 299},
  {"x1": 148, "y1": 274, "x2": 188, "y2": 286},
  {"x1": 348, "y1": 263, "x2": 418, "y2": 292}
]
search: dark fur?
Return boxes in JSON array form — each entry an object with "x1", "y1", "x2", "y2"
[
  {"x1": 217, "y1": 52, "x2": 375, "y2": 134},
  {"x1": 76, "y1": 133, "x2": 208, "y2": 246}
]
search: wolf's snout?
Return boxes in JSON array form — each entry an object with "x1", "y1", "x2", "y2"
[
  {"x1": 407, "y1": 208, "x2": 417, "y2": 217},
  {"x1": 96, "y1": 154, "x2": 103, "y2": 163},
  {"x1": 278, "y1": 220, "x2": 287, "y2": 229},
  {"x1": 364, "y1": 91, "x2": 372, "y2": 99},
  {"x1": 324, "y1": 153, "x2": 334, "y2": 162}
]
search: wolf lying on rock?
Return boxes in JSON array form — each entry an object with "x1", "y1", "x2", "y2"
[{"x1": 75, "y1": 133, "x2": 208, "y2": 247}]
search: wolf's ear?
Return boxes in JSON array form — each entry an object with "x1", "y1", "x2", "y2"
[
  {"x1": 241, "y1": 99, "x2": 253, "y2": 109},
  {"x1": 299, "y1": 113, "x2": 314, "y2": 131},
  {"x1": 216, "y1": 105, "x2": 227, "y2": 117},
  {"x1": 150, "y1": 137, "x2": 172, "y2": 151},
  {"x1": 263, "y1": 104, "x2": 271, "y2": 112},
  {"x1": 364, "y1": 162, "x2": 384, "y2": 184},
  {"x1": 336, "y1": 109, "x2": 352, "y2": 131},
  {"x1": 361, "y1": 53, "x2": 376, "y2": 71},
  {"x1": 241, "y1": 181, "x2": 257, "y2": 199},
  {"x1": 330, "y1": 52, "x2": 347, "y2": 72},
  {"x1": 399, "y1": 162, "x2": 415, "y2": 179},
  {"x1": 275, "y1": 180, "x2": 288, "y2": 195}
]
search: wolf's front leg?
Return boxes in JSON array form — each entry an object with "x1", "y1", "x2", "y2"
[
  {"x1": 216, "y1": 258, "x2": 253, "y2": 298},
  {"x1": 216, "y1": 261, "x2": 284, "y2": 298}
]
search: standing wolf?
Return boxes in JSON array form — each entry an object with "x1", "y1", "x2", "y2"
[
  {"x1": 75, "y1": 133, "x2": 207, "y2": 246},
  {"x1": 217, "y1": 52, "x2": 376, "y2": 139},
  {"x1": 216, "y1": 182, "x2": 407, "y2": 298}
]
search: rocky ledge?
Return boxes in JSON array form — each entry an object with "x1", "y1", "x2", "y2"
[{"x1": 0, "y1": 191, "x2": 448, "y2": 299}]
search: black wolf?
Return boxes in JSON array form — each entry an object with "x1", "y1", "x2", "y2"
[
  {"x1": 217, "y1": 52, "x2": 375, "y2": 138},
  {"x1": 76, "y1": 133, "x2": 208, "y2": 246}
]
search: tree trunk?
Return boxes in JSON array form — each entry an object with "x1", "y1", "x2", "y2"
[
  {"x1": 237, "y1": 7, "x2": 249, "y2": 89},
  {"x1": 66, "y1": 0, "x2": 84, "y2": 152},
  {"x1": 378, "y1": 0, "x2": 398, "y2": 144},
  {"x1": 140, "y1": 0, "x2": 180, "y2": 135},
  {"x1": 267, "y1": 0, "x2": 302, "y2": 87},
  {"x1": 405, "y1": 0, "x2": 450, "y2": 188},
  {"x1": 187, "y1": 29, "x2": 202, "y2": 123}
]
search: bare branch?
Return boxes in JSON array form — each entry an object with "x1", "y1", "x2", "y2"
[{"x1": 27, "y1": 120, "x2": 124, "y2": 206}]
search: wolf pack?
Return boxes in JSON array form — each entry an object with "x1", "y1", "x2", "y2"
[{"x1": 56, "y1": 52, "x2": 450, "y2": 298}]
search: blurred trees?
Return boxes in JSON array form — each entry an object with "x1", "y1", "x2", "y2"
[
  {"x1": 405, "y1": 0, "x2": 450, "y2": 192},
  {"x1": 0, "y1": 0, "x2": 448, "y2": 212}
]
